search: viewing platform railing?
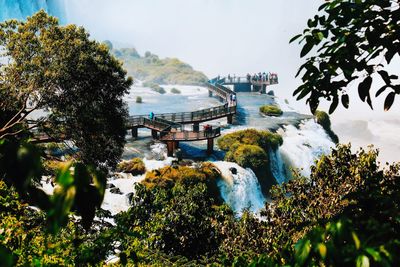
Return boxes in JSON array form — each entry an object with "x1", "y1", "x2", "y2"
[
  {"x1": 128, "y1": 105, "x2": 236, "y2": 128},
  {"x1": 159, "y1": 127, "x2": 221, "y2": 141}
]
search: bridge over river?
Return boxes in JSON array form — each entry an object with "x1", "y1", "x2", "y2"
[{"x1": 128, "y1": 74, "x2": 278, "y2": 156}]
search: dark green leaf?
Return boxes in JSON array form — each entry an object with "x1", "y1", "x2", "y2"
[
  {"x1": 341, "y1": 94, "x2": 349, "y2": 109},
  {"x1": 289, "y1": 34, "x2": 302, "y2": 43},
  {"x1": 384, "y1": 92, "x2": 395, "y2": 111},
  {"x1": 358, "y1": 76, "x2": 372, "y2": 102},
  {"x1": 378, "y1": 70, "x2": 390, "y2": 84},
  {"x1": 329, "y1": 96, "x2": 339, "y2": 113},
  {"x1": 300, "y1": 40, "x2": 314, "y2": 58},
  {"x1": 375, "y1": 85, "x2": 388, "y2": 97}
]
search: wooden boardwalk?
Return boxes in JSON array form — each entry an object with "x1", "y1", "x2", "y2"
[
  {"x1": 128, "y1": 77, "x2": 237, "y2": 155},
  {"x1": 34, "y1": 73, "x2": 278, "y2": 156}
]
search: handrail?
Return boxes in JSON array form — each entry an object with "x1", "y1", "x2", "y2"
[
  {"x1": 128, "y1": 104, "x2": 236, "y2": 127},
  {"x1": 159, "y1": 126, "x2": 221, "y2": 141}
]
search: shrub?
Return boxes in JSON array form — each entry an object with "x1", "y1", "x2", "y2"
[
  {"x1": 218, "y1": 129, "x2": 282, "y2": 151},
  {"x1": 143, "y1": 82, "x2": 166, "y2": 94},
  {"x1": 136, "y1": 96, "x2": 142, "y2": 103},
  {"x1": 142, "y1": 163, "x2": 221, "y2": 201},
  {"x1": 170, "y1": 87, "x2": 181, "y2": 94},
  {"x1": 117, "y1": 158, "x2": 146, "y2": 175},
  {"x1": 227, "y1": 144, "x2": 268, "y2": 170},
  {"x1": 314, "y1": 110, "x2": 339, "y2": 143},
  {"x1": 259, "y1": 105, "x2": 283, "y2": 116}
]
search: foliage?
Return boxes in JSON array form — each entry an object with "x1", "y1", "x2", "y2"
[
  {"x1": 261, "y1": 144, "x2": 400, "y2": 264},
  {"x1": 102, "y1": 40, "x2": 113, "y2": 50},
  {"x1": 113, "y1": 48, "x2": 208, "y2": 85},
  {"x1": 0, "y1": 180, "x2": 113, "y2": 266},
  {"x1": 292, "y1": 218, "x2": 399, "y2": 267},
  {"x1": 0, "y1": 11, "x2": 132, "y2": 169},
  {"x1": 292, "y1": 0, "x2": 400, "y2": 113},
  {"x1": 170, "y1": 87, "x2": 181, "y2": 94},
  {"x1": 218, "y1": 129, "x2": 283, "y2": 152},
  {"x1": 226, "y1": 144, "x2": 268, "y2": 170},
  {"x1": 314, "y1": 110, "x2": 339, "y2": 143},
  {"x1": 116, "y1": 157, "x2": 146, "y2": 175},
  {"x1": 142, "y1": 163, "x2": 221, "y2": 201},
  {"x1": 115, "y1": 182, "x2": 225, "y2": 264},
  {"x1": 143, "y1": 81, "x2": 167, "y2": 94},
  {"x1": 218, "y1": 129, "x2": 283, "y2": 193},
  {"x1": 259, "y1": 105, "x2": 283, "y2": 116},
  {"x1": 0, "y1": 139, "x2": 106, "y2": 232},
  {"x1": 135, "y1": 96, "x2": 142, "y2": 103}
]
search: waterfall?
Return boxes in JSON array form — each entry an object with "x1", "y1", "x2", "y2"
[
  {"x1": 213, "y1": 161, "x2": 265, "y2": 215},
  {"x1": 279, "y1": 119, "x2": 335, "y2": 177},
  {"x1": 268, "y1": 147, "x2": 287, "y2": 184},
  {"x1": 0, "y1": 0, "x2": 66, "y2": 23}
]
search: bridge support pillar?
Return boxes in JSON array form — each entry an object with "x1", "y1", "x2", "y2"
[
  {"x1": 151, "y1": 129, "x2": 158, "y2": 139},
  {"x1": 207, "y1": 138, "x2": 214, "y2": 155},
  {"x1": 208, "y1": 90, "x2": 213, "y2": 97},
  {"x1": 166, "y1": 141, "x2": 174, "y2": 157},
  {"x1": 227, "y1": 114, "x2": 233, "y2": 124},
  {"x1": 193, "y1": 122, "x2": 199, "y2": 132},
  {"x1": 131, "y1": 127, "x2": 138, "y2": 139}
]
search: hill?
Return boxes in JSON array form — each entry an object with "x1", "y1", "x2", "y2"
[{"x1": 108, "y1": 43, "x2": 208, "y2": 85}]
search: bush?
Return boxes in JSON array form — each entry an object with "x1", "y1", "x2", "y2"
[
  {"x1": 170, "y1": 87, "x2": 181, "y2": 94},
  {"x1": 142, "y1": 163, "x2": 221, "y2": 201},
  {"x1": 117, "y1": 158, "x2": 146, "y2": 175},
  {"x1": 143, "y1": 82, "x2": 166, "y2": 94},
  {"x1": 314, "y1": 110, "x2": 339, "y2": 143},
  {"x1": 136, "y1": 96, "x2": 142, "y2": 103},
  {"x1": 259, "y1": 105, "x2": 283, "y2": 116},
  {"x1": 218, "y1": 129, "x2": 282, "y2": 151},
  {"x1": 226, "y1": 144, "x2": 268, "y2": 169}
]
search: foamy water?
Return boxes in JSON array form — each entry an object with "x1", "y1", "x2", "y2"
[
  {"x1": 213, "y1": 161, "x2": 265, "y2": 215},
  {"x1": 279, "y1": 119, "x2": 335, "y2": 177}
]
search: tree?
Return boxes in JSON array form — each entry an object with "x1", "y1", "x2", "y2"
[
  {"x1": 0, "y1": 11, "x2": 133, "y2": 169},
  {"x1": 292, "y1": 0, "x2": 400, "y2": 113}
]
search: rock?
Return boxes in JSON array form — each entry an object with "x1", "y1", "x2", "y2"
[
  {"x1": 106, "y1": 183, "x2": 116, "y2": 189},
  {"x1": 267, "y1": 90, "x2": 275, "y2": 96},
  {"x1": 126, "y1": 192, "x2": 135, "y2": 204},
  {"x1": 229, "y1": 167, "x2": 237, "y2": 175},
  {"x1": 110, "y1": 187, "x2": 123, "y2": 195}
]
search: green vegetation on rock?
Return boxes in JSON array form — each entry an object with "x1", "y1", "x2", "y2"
[
  {"x1": 218, "y1": 129, "x2": 283, "y2": 152},
  {"x1": 170, "y1": 87, "x2": 181, "y2": 94},
  {"x1": 143, "y1": 81, "x2": 166, "y2": 94},
  {"x1": 117, "y1": 158, "x2": 146, "y2": 175},
  {"x1": 259, "y1": 105, "x2": 283, "y2": 116},
  {"x1": 112, "y1": 47, "x2": 208, "y2": 85},
  {"x1": 218, "y1": 129, "x2": 283, "y2": 192},
  {"x1": 315, "y1": 110, "x2": 339, "y2": 143},
  {"x1": 142, "y1": 163, "x2": 221, "y2": 200},
  {"x1": 226, "y1": 144, "x2": 268, "y2": 169}
]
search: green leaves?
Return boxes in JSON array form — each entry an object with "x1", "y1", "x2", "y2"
[
  {"x1": 341, "y1": 94, "x2": 349, "y2": 109},
  {"x1": 300, "y1": 38, "x2": 314, "y2": 58},
  {"x1": 384, "y1": 92, "x2": 395, "y2": 111},
  {"x1": 291, "y1": 0, "x2": 400, "y2": 112},
  {"x1": 358, "y1": 76, "x2": 372, "y2": 103},
  {"x1": 47, "y1": 162, "x2": 106, "y2": 233}
]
